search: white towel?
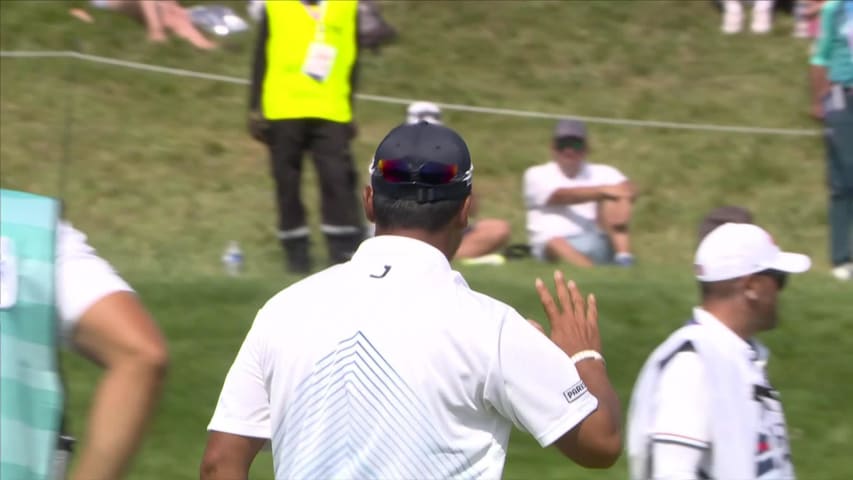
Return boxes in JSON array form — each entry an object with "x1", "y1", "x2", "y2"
[{"x1": 627, "y1": 320, "x2": 758, "y2": 480}]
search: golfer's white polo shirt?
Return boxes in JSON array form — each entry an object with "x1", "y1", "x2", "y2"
[
  {"x1": 208, "y1": 235, "x2": 598, "y2": 479},
  {"x1": 523, "y1": 161, "x2": 626, "y2": 247}
]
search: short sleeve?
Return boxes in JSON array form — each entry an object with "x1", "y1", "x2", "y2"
[
  {"x1": 484, "y1": 310, "x2": 598, "y2": 447},
  {"x1": 207, "y1": 307, "x2": 272, "y2": 439},
  {"x1": 55, "y1": 222, "x2": 133, "y2": 340},
  {"x1": 809, "y1": 1, "x2": 836, "y2": 66},
  {"x1": 651, "y1": 351, "x2": 711, "y2": 449},
  {"x1": 594, "y1": 165, "x2": 627, "y2": 185},
  {"x1": 523, "y1": 166, "x2": 561, "y2": 208}
]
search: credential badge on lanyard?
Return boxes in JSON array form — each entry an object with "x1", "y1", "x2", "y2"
[
  {"x1": 0, "y1": 236, "x2": 19, "y2": 309},
  {"x1": 302, "y1": 1, "x2": 338, "y2": 83}
]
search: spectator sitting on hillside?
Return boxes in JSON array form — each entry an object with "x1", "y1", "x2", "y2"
[
  {"x1": 720, "y1": 0, "x2": 776, "y2": 34},
  {"x1": 523, "y1": 119, "x2": 636, "y2": 268},
  {"x1": 84, "y1": 0, "x2": 216, "y2": 50},
  {"x1": 365, "y1": 102, "x2": 512, "y2": 265}
]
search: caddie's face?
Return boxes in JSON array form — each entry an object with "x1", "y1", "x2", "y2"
[{"x1": 751, "y1": 271, "x2": 787, "y2": 330}]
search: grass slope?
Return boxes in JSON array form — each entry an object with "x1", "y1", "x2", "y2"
[{"x1": 2, "y1": 1, "x2": 851, "y2": 478}]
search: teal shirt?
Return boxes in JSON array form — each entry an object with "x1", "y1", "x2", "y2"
[{"x1": 810, "y1": 0, "x2": 853, "y2": 85}]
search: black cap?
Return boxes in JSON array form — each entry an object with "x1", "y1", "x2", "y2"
[{"x1": 370, "y1": 122, "x2": 473, "y2": 203}]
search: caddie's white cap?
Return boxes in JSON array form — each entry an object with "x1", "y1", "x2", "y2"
[
  {"x1": 406, "y1": 101, "x2": 442, "y2": 125},
  {"x1": 694, "y1": 223, "x2": 811, "y2": 281}
]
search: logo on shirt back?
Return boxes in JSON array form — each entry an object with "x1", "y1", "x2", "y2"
[{"x1": 563, "y1": 381, "x2": 588, "y2": 403}]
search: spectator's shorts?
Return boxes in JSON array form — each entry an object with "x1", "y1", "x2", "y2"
[{"x1": 532, "y1": 231, "x2": 613, "y2": 264}]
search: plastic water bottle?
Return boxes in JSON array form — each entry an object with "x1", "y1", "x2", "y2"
[{"x1": 222, "y1": 241, "x2": 244, "y2": 276}]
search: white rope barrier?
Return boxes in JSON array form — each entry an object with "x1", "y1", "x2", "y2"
[{"x1": 0, "y1": 50, "x2": 822, "y2": 137}]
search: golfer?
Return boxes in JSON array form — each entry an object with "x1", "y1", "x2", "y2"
[{"x1": 200, "y1": 123, "x2": 622, "y2": 479}]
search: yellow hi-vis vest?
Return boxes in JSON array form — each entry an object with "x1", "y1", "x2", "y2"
[{"x1": 262, "y1": 0, "x2": 358, "y2": 123}]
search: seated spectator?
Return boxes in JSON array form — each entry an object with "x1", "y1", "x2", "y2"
[
  {"x1": 721, "y1": 0, "x2": 775, "y2": 34},
  {"x1": 524, "y1": 119, "x2": 636, "y2": 267},
  {"x1": 87, "y1": 0, "x2": 216, "y2": 50}
]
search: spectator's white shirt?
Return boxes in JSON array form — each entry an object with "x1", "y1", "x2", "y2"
[
  {"x1": 56, "y1": 222, "x2": 133, "y2": 343},
  {"x1": 523, "y1": 160, "x2": 626, "y2": 246},
  {"x1": 208, "y1": 235, "x2": 598, "y2": 479},
  {"x1": 637, "y1": 308, "x2": 795, "y2": 480}
]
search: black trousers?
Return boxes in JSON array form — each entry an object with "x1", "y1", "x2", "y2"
[{"x1": 268, "y1": 118, "x2": 363, "y2": 268}]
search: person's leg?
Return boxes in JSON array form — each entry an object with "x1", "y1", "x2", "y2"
[
  {"x1": 137, "y1": 1, "x2": 168, "y2": 43},
  {"x1": 310, "y1": 120, "x2": 364, "y2": 265},
  {"x1": 598, "y1": 197, "x2": 633, "y2": 259},
  {"x1": 544, "y1": 237, "x2": 594, "y2": 268},
  {"x1": 722, "y1": 0, "x2": 744, "y2": 34},
  {"x1": 269, "y1": 119, "x2": 312, "y2": 273},
  {"x1": 454, "y1": 218, "x2": 511, "y2": 259},
  {"x1": 825, "y1": 94, "x2": 853, "y2": 274},
  {"x1": 159, "y1": 1, "x2": 216, "y2": 50}
]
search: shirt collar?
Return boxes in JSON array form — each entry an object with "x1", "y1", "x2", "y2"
[
  {"x1": 351, "y1": 235, "x2": 453, "y2": 273},
  {"x1": 692, "y1": 307, "x2": 759, "y2": 360}
]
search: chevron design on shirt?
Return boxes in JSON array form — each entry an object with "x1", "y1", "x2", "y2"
[{"x1": 273, "y1": 331, "x2": 478, "y2": 479}]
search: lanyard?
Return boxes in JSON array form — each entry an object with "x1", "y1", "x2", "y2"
[{"x1": 303, "y1": 0, "x2": 328, "y2": 42}]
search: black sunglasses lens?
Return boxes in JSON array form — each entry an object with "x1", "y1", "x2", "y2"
[
  {"x1": 557, "y1": 137, "x2": 585, "y2": 151},
  {"x1": 760, "y1": 270, "x2": 787, "y2": 290},
  {"x1": 775, "y1": 273, "x2": 788, "y2": 290}
]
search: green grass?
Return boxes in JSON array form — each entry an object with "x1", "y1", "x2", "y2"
[{"x1": 1, "y1": 0, "x2": 852, "y2": 478}]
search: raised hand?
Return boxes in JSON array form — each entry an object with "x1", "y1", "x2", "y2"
[{"x1": 534, "y1": 270, "x2": 602, "y2": 356}]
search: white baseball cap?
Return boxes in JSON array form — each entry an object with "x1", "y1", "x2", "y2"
[
  {"x1": 406, "y1": 101, "x2": 442, "y2": 125},
  {"x1": 694, "y1": 223, "x2": 811, "y2": 282}
]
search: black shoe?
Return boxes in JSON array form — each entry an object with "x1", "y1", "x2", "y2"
[
  {"x1": 326, "y1": 232, "x2": 363, "y2": 265},
  {"x1": 282, "y1": 237, "x2": 312, "y2": 274}
]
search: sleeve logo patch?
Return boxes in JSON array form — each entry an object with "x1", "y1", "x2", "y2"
[{"x1": 563, "y1": 381, "x2": 588, "y2": 403}]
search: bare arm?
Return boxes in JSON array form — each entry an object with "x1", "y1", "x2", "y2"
[
  {"x1": 69, "y1": 291, "x2": 169, "y2": 480},
  {"x1": 200, "y1": 431, "x2": 266, "y2": 480},
  {"x1": 547, "y1": 181, "x2": 635, "y2": 206},
  {"x1": 810, "y1": 64, "x2": 830, "y2": 119},
  {"x1": 534, "y1": 272, "x2": 622, "y2": 468}
]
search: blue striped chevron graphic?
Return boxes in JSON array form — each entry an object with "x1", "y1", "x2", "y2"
[{"x1": 273, "y1": 331, "x2": 480, "y2": 479}]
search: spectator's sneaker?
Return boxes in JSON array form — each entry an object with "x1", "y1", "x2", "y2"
[
  {"x1": 750, "y1": 5, "x2": 772, "y2": 34},
  {"x1": 721, "y1": 2, "x2": 743, "y2": 34},
  {"x1": 831, "y1": 263, "x2": 853, "y2": 281},
  {"x1": 459, "y1": 254, "x2": 507, "y2": 266},
  {"x1": 613, "y1": 252, "x2": 635, "y2": 267}
]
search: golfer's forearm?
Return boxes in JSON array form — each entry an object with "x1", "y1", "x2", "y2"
[
  {"x1": 573, "y1": 360, "x2": 622, "y2": 465},
  {"x1": 70, "y1": 362, "x2": 166, "y2": 480}
]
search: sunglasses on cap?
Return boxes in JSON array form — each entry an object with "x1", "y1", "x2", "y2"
[
  {"x1": 374, "y1": 158, "x2": 460, "y2": 185},
  {"x1": 756, "y1": 269, "x2": 788, "y2": 290},
  {"x1": 555, "y1": 136, "x2": 586, "y2": 151}
]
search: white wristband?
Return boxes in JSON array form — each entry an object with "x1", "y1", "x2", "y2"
[{"x1": 571, "y1": 350, "x2": 605, "y2": 366}]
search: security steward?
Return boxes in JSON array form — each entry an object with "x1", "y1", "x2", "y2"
[{"x1": 248, "y1": 0, "x2": 363, "y2": 273}]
